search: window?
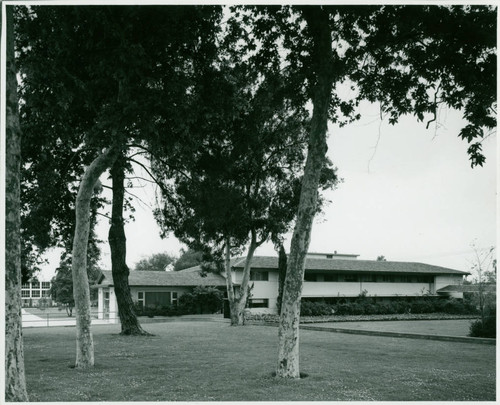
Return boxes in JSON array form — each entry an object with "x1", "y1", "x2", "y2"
[
  {"x1": 250, "y1": 271, "x2": 269, "y2": 281},
  {"x1": 400, "y1": 276, "x2": 413, "y2": 283},
  {"x1": 343, "y1": 274, "x2": 358, "y2": 282},
  {"x1": 172, "y1": 292, "x2": 178, "y2": 306},
  {"x1": 249, "y1": 299, "x2": 269, "y2": 308},
  {"x1": 137, "y1": 292, "x2": 144, "y2": 308},
  {"x1": 32, "y1": 290, "x2": 41, "y2": 298},
  {"x1": 42, "y1": 282, "x2": 51, "y2": 289},
  {"x1": 382, "y1": 275, "x2": 395, "y2": 282},
  {"x1": 145, "y1": 291, "x2": 171, "y2": 307},
  {"x1": 304, "y1": 273, "x2": 317, "y2": 282},
  {"x1": 32, "y1": 281, "x2": 40, "y2": 289},
  {"x1": 324, "y1": 274, "x2": 338, "y2": 282},
  {"x1": 42, "y1": 290, "x2": 50, "y2": 297},
  {"x1": 21, "y1": 290, "x2": 30, "y2": 298},
  {"x1": 21, "y1": 283, "x2": 30, "y2": 289}
]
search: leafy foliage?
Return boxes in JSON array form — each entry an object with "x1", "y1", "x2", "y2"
[
  {"x1": 154, "y1": 59, "x2": 339, "y2": 260},
  {"x1": 50, "y1": 260, "x2": 75, "y2": 316},
  {"x1": 134, "y1": 253, "x2": 176, "y2": 272},
  {"x1": 300, "y1": 297, "x2": 477, "y2": 317},
  {"x1": 230, "y1": 5, "x2": 496, "y2": 167},
  {"x1": 173, "y1": 248, "x2": 204, "y2": 271}
]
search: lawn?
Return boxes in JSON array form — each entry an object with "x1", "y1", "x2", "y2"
[{"x1": 23, "y1": 321, "x2": 495, "y2": 401}]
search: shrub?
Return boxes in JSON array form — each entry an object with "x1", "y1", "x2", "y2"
[
  {"x1": 301, "y1": 301, "x2": 332, "y2": 316},
  {"x1": 443, "y1": 299, "x2": 466, "y2": 314},
  {"x1": 469, "y1": 308, "x2": 496, "y2": 338}
]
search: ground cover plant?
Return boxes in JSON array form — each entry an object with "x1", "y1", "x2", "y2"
[{"x1": 23, "y1": 321, "x2": 495, "y2": 401}]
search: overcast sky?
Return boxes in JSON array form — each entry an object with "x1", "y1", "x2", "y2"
[{"x1": 39, "y1": 99, "x2": 496, "y2": 280}]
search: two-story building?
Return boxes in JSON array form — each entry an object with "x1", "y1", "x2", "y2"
[
  {"x1": 231, "y1": 253, "x2": 469, "y2": 314},
  {"x1": 21, "y1": 279, "x2": 52, "y2": 307},
  {"x1": 95, "y1": 252, "x2": 469, "y2": 320}
]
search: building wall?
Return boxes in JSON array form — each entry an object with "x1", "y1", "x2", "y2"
[
  {"x1": 98, "y1": 285, "x2": 193, "y2": 323},
  {"x1": 21, "y1": 280, "x2": 52, "y2": 307},
  {"x1": 302, "y1": 281, "x2": 433, "y2": 298},
  {"x1": 232, "y1": 269, "x2": 465, "y2": 314},
  {"x1": 130, "y1": 286, "x2": 192, "y2": 303},
  {"x1": 434, "y1": 274, "x2": 463, "y2": 292}
]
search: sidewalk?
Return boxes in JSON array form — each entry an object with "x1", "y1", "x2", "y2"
[
  {"x1": 21, "y1": 309, "x2": 115, "y2": 328},
  {"x1": 247, "y1": 318, "x2": 495, "y2": 345}
]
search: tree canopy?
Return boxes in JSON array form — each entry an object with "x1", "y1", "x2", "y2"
[{"x1": 134, "y1": 252, "x2": 176, "y2": 272}]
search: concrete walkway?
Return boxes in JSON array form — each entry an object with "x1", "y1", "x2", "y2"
[
  {"x1": 21, "y1": 309, "x2": 115, "y2": 328},
  {"x1": 247, "y1": 318, "x2": 495, "y2": 345}
]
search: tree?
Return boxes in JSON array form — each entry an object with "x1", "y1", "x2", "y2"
[
  {"x1": 134, "y1": 252, "x2": 177, "y2": 272},
  {"x1": 50, "y1": 259, "x2": 76, "y2": 316},
  {"x1": 468, "y1": 245, "x2": 496, "y2": 325},
  {"x1": 173, "y1": 248, "x2": 204, "y2": 271},
  {"x1": 5, "y1": 4, "x2": 29, "y2": 401},
  {"x1": 154, "y1": 61, "x2": 338, "y2": 325},
  {"x1": 17, "y1": 5, "x2": 223, "y2": 344},
  {"x1": 376, "y1": 256, "x2": 387, "y2": 261},
  {"x1": 231, "y1": 4, "x2": 496, "y2": 378}
]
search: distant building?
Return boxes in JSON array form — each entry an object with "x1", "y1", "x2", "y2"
[
  {"x1": 95, "y1": 252, "x2": 469, "y2": 321},
  {"x1": 21, "y1": 279, "x2": 52, "y2": 307}
]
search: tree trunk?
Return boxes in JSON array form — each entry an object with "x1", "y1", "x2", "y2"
[
  {"x1": 72, "y1": 145, "x2": 119, "y2": 368},
  {"x1": 223, "y1": 233, "x2": 258, "y2": 326},
  {"x1": 108, "y1": 154, "x2": 150, "y2": 335},
  {"x1": 276, "y1": 244, "x2": 287, "y2": 315},
  {"x1": 5, "y1": 5, "x2": 30, "y2": 401},
  {"x1": 276, "y1": 7, "x2": 333, "y2": 379},
  {"x1": 223, "y1": 238, "x2": 239, "y2": 324}
]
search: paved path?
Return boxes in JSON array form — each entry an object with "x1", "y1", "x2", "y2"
[
  {"x1": 307, "y1": 319, "x2": 473, "y2": 336},
  {"x1": 21, "y1": 309, "x2": 115, "y2": 328}
]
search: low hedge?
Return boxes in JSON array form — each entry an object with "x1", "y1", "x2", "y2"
[{"x1": 300, "y1": 298, "x2": 477, "y2": 317}]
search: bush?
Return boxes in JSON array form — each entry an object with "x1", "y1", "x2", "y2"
[
  {"x1": 134, "y1": 286, "x2": 224, "y2": 317},
  {"x1": 301, "y1": 301, "x2": 332, "y2": 316},
  {"x1": 469, "y1": 308, "x2": 496, "y2": 338},
  {"x1": 298, "y1": 297, "x2": 479, "y2": 317},
  {"x1": 443, "y1": 299, "x2": 466, "y2": 314}
]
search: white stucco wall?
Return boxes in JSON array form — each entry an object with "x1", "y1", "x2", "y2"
[
  {"x1": 434, "y1": 274, "x2": 463, "y2": 292},
  {"x1": 231, "y1": 268, "x2": 466, "y2": 314}
]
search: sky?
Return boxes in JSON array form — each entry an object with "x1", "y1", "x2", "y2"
[{"x1": 39, "y1": 100, "x2": 496, "y2": 280}]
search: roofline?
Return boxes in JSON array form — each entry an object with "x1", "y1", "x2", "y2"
[
  {"x1": 229, "y1": 256, "x2": 469, "y2": 275},
  {"x1": 307, "y1": 252, "x2": 360, "y2": 257}
]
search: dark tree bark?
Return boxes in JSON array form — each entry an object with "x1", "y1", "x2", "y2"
[
  {"x1": 72, "y1": 144, "x2": 119, "y2": 368},
  {"x1": 276, "y1": 6, "x2": 333, "y2": 378},
  {"x1": 108, "y1": 154, "x2": 150, "y2": 335},
  {"x1": 5, "y1": 5, "x2": 30, "y2": 401},
  {"x1": 276, "y1": 244, "x2": 287, "y2": 315}
]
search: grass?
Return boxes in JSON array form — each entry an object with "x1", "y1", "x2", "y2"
[{"x1": 23, "y1": 321, "x2": 495, "y2": 401}]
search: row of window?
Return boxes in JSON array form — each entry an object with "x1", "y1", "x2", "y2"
[
  {"x1": 248, "y1": 271, "x2": 433, "y2": 284},
  {"x1": 137, "y1": 291, "x2": 179, "y2": 308},
  {"x1": 304, "y1": 274, "x2": 433, "y2": 283},
  {"x1": 21, "y1": 290, "x2": 50, "y2": 298},
  {"x1": 21, "y1": 282, "x2": 51, "y2": 289}
]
